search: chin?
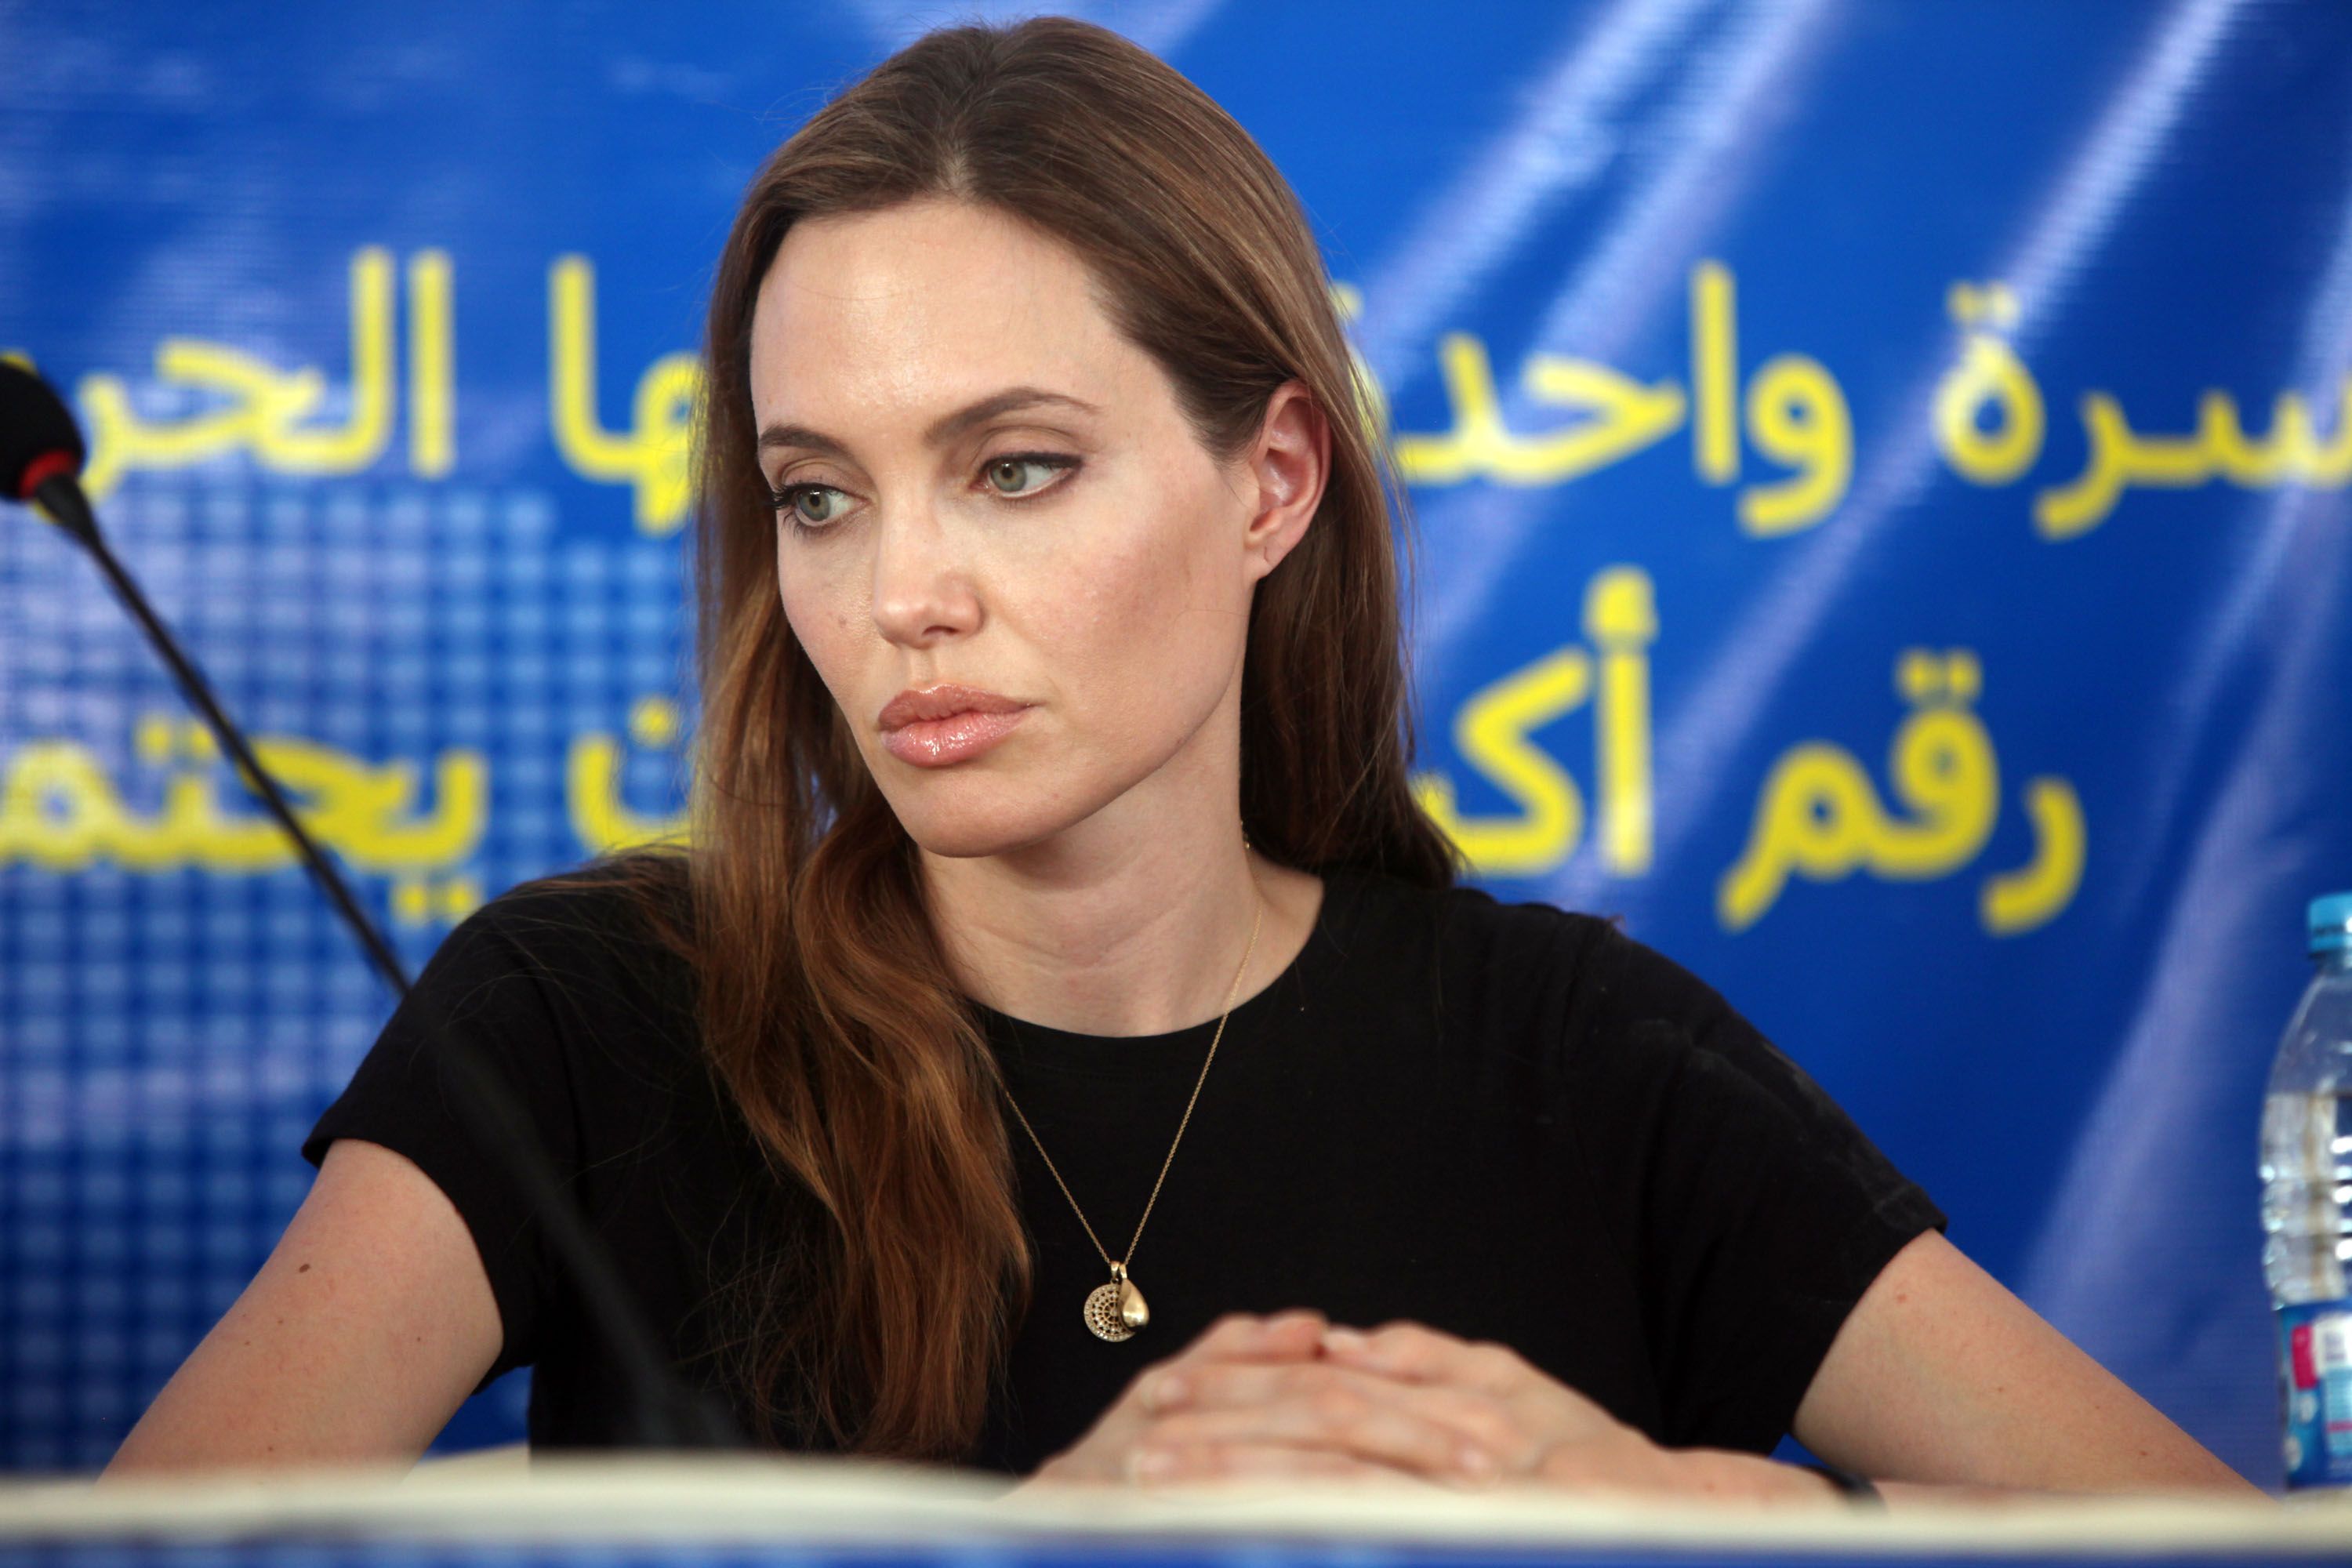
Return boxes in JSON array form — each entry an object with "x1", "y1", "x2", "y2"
[{"x1": 884, "y1": 780, "x2": 1078, "y2": 860}]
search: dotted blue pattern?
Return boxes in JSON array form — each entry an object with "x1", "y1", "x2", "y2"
[{"x1": 0, "y1": 477, "x2": 688, "y2": 1470}]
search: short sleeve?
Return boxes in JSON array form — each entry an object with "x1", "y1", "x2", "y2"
[
  {"x1": 1556, "y1": 921, "x2": 1947, "y2": 1452},
  {"x1": 302, "y1": 892, "x2": 583, "y2": 1392}
]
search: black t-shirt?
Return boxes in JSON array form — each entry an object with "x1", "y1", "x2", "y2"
[{"x1": 302, "y1": 859, "x2": 1945, "y2": 1472}]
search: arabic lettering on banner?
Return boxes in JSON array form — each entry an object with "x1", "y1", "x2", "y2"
[
  {"x1": 24, "y1": 249, "x2": 2344, "y2": 549},
  {"x1": 8, "y1": 241, "x2": 2343, "y2": 941},
  {"x1": 0, "y1": 695, "x2": 691, "y2": 927},
  {"x1": 0, "y1": 710, "x2": 487, "y2": 926},
  {"x1": 1715, "y1": 648, "x2": 2084, "y2": 937}
]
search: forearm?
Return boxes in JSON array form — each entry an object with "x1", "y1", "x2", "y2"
[
  {"x1": 1697, "y1": 1452, "x2": 2269, "y2": 1509},
  {"x1": 1875, "y1": 1473, "x2": 2273, "y2": 1507},
  {"x1": 1874, "y1": 1477, "x2": 2067, "y2": 1507}
]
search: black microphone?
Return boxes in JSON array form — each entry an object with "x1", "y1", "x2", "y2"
[
  {"x1": 3, "y1": 354, "x2": 99, "y2": 547},
  {"x1": 2, "y1": 358, "x2": 742, "y2": 1450}
]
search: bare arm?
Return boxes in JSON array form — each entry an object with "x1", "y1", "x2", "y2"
[
  {"x1": 1792, "y1": 1228, "x2": 2263, "y2": 1501},
  {"x1": 98, "y1": 1138, "x2": 503, "y2": 1478}
]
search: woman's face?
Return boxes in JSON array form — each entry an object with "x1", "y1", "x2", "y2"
[{"x1": 748, "y1": 197, "x2": 1320, "y2": 860}]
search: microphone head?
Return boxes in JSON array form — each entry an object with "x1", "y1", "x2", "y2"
[{"x1": 1, "y1": 358, "x2": 88, "y2": 503}]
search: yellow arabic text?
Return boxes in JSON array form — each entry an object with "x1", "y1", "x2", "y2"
[
  {"x1": 548, "y1": 256, "x2": 702, "y2": 536},
  {"x1": 1717, "y1": 649, "x2": 2081, "y2": 934},
  {"x1": 1410, "y1": 565, "x2": 1655, "y2": 877}
]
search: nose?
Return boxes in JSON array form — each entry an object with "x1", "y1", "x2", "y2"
[{"x1": 868, "y1": 492, "x2": 981, "y2": 648}]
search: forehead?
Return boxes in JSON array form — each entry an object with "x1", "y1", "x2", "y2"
[{"x1": 747, "y1": 199, "x2": 1134, "y2": 434}]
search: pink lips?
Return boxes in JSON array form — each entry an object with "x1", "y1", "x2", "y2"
[{"x1": 878, "y1": 683, "x2": 1033, "y2": 768}]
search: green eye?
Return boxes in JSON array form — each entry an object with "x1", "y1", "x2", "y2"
[
  {"x1": 985, "y1": 455, "x2": 1071, "y2": 495},
  {"x1": 983, "y1": 456, "x2": 1040, "y2": 493},
  {"x1": 769, "y1": 483, "x2": 847, "y2": 530}
]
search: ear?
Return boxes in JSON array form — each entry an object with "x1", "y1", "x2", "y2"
[{"x1": 1240, "y1": 379, "x2": 1330, "y2": 583}]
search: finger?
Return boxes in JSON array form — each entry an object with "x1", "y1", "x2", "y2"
[
  {"x1": 1240, "y1": 1307, "x2": 1330, "y2": 1359},
  {"x1": 1128, "y1": 1440, "x2": 1451, "y2": 1490},
  {"x1": 1123, "y1": 1311, "x2": 1329, "y2": 1416},
  {"x1": 1319, "y1": 1320, "x2": 1531, "y2": 1396},
  {"x1": 1145, "y1": 1392, "x2": 1501, "y2": 1484},
  {"x1": 1152, "y1": 1359, "x2": 1532, "y2": 1465},
  {"x1": 1318, "y1": 1322, "x2": 1622, "y2": 1454},
  {"x1": 1169, "y1": 1309, "x2": 1329, "y2": 1371}
]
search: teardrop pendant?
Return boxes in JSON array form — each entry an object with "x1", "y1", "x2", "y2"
[{"x1": 1083, "y1": 1264, "x2": 1149, "y2": 1341}]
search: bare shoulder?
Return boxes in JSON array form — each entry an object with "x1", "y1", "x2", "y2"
[
  {"x1": 100, "y1": 1138, "x2": 502, "y2": 1475},
  {"x1": 1795, "y1": 1229, "x2": 2260, "y2": 1497}
]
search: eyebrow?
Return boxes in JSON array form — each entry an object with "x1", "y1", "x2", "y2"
[{"x1": 756, "y1": 386, "x2": 1102, "y2": 461}]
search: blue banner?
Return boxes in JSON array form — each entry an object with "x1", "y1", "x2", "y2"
[{"x1": 4, "y1": 0, "x2": 2348, "y2": 1484}]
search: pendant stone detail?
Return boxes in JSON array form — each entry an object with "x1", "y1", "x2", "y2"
[{"x1": 1083, "y1": 1264, "x2": 1150, "y2": 1342}]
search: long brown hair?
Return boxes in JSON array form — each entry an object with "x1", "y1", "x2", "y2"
[{"x1": 582, "y1": 14, "x2": 1458, "y2": 1461}]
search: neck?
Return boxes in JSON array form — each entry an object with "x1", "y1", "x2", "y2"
[
  {"x1": 922, "y1": 818, "x2": 1270, "y2": 1034},
  {"x1": 920, "y1": 816, "x2": 1294, "y2": 1038}
]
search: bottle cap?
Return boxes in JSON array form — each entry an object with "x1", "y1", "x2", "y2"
[{"x1": 2308, "y1": 892, "x2": 2352, "y2": 955}]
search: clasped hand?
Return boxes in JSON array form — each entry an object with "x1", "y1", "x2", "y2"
[{"x1": 1022, "y1": 1309, "x2": 1828, "y2": 1502}]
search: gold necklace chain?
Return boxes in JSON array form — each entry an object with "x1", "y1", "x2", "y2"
[{"x1": 996, "y1": 866, "x2": 1265, "y2": 1343}]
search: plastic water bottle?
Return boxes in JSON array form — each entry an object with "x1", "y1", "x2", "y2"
[{"x1": 2261, "y1": 892, "x2": 2352, "y2": 1490}]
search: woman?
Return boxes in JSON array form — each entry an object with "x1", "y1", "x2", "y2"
[{"x1": 105, "y1": 16, "x2": 2252, "y2": 1503}]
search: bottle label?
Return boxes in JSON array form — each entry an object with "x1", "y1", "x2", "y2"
[{"x1": 2278, "y1": 1300, "x2": 2352, "y2": 1489}]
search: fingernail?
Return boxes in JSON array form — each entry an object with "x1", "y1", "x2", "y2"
[
  {"x1": 1147, "y1": 1373, "x2": 1189, "y2": 1410},
  {"x1": 1323, "y1": 1327, "x2": 1370, "y2": 1352},
  {"x1": 1457, "y1": 1443, "x2": 1495, "y2": 1473},
  {"x1": 1131, "y1": 1449, "x2": 1175, "y2": 1482}
]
